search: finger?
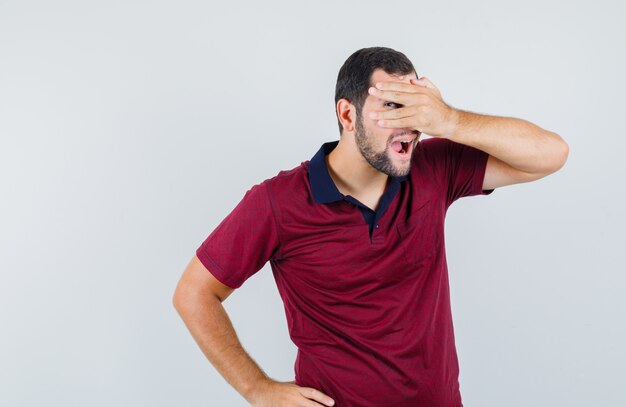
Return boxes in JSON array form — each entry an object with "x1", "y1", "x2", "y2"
[
  {"x1": 373, "y1": 80, "x2": 424, "y2": 93},
  {"x1": 411, "y1": 77, "x2": 437, "y2": 89},
  {"x1": 368, "y1": 86, "x2": 414, "y2": 104},
  {"x1": 368, "y1": 105, "x2": 417, "y2": 121},
  {"x1": 302, "y1": 399, "x2": 330, "y2": 407},
  {"x1": 298, "y1": 386, "x2": 335, "y2": 406},
  {"x1": 375, "y1": 116, "x2": 415, "y2": 129}
]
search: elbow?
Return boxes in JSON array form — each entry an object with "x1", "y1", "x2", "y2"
[
  {"x1": 172, "y1": 282, "x2": 193, "y2": 313},
  {"x1": 547, "y1": 133, "x2": 569, "y2": 173},
  {"x1": 556, "y1": 136, "x2": 569, "y2": 171},
  {"x1": 172, "y1": 287, "x2": 184, "y2": 312},
  {"x1": 172, "y1": 283, "x2": 221, "y2": 315},
  {"x1": 173, "y1": 289, "x2": 198, "y2": 317}
]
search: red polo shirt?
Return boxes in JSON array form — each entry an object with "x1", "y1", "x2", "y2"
[{"x1": 196, "y1": 137, "x2": 495, "y2": 407}]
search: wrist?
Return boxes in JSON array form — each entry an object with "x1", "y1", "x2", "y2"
[
  {"x1": 442, "y1": 107, "x2": 459, "y2": 140},
  {"x1": 243, "y1": 376, "x2": 273, "y2": 404}
]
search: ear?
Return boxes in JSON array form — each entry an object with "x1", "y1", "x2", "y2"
[{"x1": 336, "y1": 98, "x2": 356, "y2": 133}]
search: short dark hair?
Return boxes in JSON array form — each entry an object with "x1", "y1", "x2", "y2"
[{"x1": 334, "y1": 47, "x2": 417, "y2": 135}]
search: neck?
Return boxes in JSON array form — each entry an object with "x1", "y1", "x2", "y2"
[{"x1": 326, "y1": 136, "x2": 389, "y2": 197}]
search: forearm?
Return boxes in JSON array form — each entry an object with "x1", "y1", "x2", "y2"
[
  {"x1": 447, "y1": 108, "x2": 568, "y2": 174},
  {"x1": 175, "y1": 295, "x2": 269, "y2": 403}
]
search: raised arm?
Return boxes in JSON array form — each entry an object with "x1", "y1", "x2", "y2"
[
  {"x1": 448, "y1": 109, "x2": 569, "y2": 190},
  {"x1": 366, "y1": 76, "x2": 569, "y2": 190}
]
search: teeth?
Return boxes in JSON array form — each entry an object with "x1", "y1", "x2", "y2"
[
  {"x1": 391, "y1": 133, "x2": 417, "y2": 151},
  {"x1": 393, "y1": 134, "x2": 416, "y2": 143}
]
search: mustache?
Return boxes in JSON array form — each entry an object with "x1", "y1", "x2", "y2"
[{"x1": 389, "y1": 130, "x2": 421, "y2": 140}]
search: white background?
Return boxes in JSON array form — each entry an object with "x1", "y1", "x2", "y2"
[{"x1": 1, "y1": 0, "x2": 624, "y2": 406}]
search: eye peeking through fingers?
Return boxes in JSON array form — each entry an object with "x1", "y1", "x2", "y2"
[{"x1": 384, "y1": 102, "x2": 403, "y2": 108}]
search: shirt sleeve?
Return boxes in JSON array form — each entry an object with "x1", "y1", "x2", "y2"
[
  {"x1": 420, "y1": 137, "x2": 495, "y2": 207},
  {"x1": 195, "y1": 181, "x2": 281, "y2": 289}
]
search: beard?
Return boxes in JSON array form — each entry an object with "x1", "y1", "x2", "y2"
[{"x1": 353, "y1": 111, "x2": 416, "y2": 177}]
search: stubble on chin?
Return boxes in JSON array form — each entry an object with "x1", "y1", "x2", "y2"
[{"x1": 354, "y1": 115, "x2": 412, "y2": 177}]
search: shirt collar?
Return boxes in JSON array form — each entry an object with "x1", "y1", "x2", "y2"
[{"x1": 307, "y1": 140, "x2": 408, "y2": 204}]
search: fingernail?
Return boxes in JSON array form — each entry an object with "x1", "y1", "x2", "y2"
[{"x1": 327, "y1": 399, "x2": 335, "y2": 406}]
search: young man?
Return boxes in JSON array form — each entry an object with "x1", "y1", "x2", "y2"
[{"x1": 173, "y1": 47, "x2": 568, "y2": 407}]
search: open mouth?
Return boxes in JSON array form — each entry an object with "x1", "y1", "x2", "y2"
[{"x1": 390, "y1": 139, "x2": 415, "y2": 158}]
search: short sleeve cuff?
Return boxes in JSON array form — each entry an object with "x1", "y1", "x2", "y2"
[
  {"x1": 195, "y1": 245, "x2": 240, "y2": 289},
  {"x1": 474, "y1": 149, "x2": 495, "y2": 196}
]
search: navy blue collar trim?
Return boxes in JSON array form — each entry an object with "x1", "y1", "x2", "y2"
[{"x1": 308, "y1": 140, "x2": 408, "y2": 204}]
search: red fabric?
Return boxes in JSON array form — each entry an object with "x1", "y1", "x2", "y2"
[{"x1": 196, "y1": 137, "x2": 494, "y2": 407}]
